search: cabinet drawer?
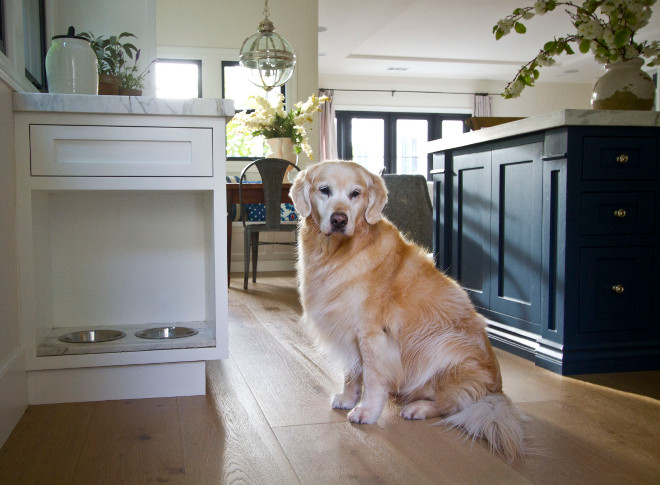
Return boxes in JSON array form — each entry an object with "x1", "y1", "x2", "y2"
[
  {"x1": 582, "y1": 136, "x2": 657, "y2": 180},
  {"x1": 579, "y1": 247, "x2": 653, "y2": 335},
  {"x1": 30, "y1": 124, "x2": 213, "y2": 177},
  {"x1": 581, "y1": 192, "x2": 655, "y2": 235}
]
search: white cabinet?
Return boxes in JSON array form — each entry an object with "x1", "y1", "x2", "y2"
[{"x1": 14, "y1": 94, "x2": 233, "y2": 404}]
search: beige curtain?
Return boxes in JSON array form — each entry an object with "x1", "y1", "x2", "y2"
[
  {"x1": 319, "y1": 89, "x2": 338, "y2": 161},
  {"x1": 473, "y1": 94, "x2": 492, "y2": 117}
]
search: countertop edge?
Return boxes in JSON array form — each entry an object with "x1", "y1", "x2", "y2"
[
  {"x1": 12, "y1": 92, "x2": 235, "y2": 118},
  {"x1": 427, "y1": 109, "x2": 660, "y2": 153}
]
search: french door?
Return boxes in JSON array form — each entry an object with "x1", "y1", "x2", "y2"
[{"x1": 336, "y1": 111, "x2": 469, "y2": 176}]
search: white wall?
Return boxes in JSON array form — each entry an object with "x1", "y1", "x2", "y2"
[
  {"x1": 0, "y1": 78, "x2": 27, "y2": 448},
  {"x1": 49, "y1": 0, "x2": 158, "y2": 95},
  {"x1": 320, "y1": 73, "x2": 593, "y2": 116}
]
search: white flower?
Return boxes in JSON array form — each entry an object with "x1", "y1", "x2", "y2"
[
  {"x1": 533, "y1": 1, "x2": 548, "y2": 14},
  {"x1": 505, "y1": 79, "x2": 525, "y2": 98},
  {"x1": 577, "y1": 19, "x2": 604, "y2": 39},
  {"x1": 536, "y1": 53, "x2": 556, "y2": 66},
  {"x1": 497, "y1": 19, "x2": 515, "y2": 35}
]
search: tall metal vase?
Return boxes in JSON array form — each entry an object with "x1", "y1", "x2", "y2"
[{"x1": 591, "y1": 57, "x2": 655, "y2": 110}]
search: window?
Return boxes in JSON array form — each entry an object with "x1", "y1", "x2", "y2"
[
  {"x1": 23, "y1": 0, "x2": 46, "y2": 90},
  {"x1": 222, "y1": 60, "x2": 284, "y2": 160},
  {"x1": 336, "y1": 111, "x2": 469, "y2": 176},
  {"x1": 0, "y1": 0, "x2": 6, "y2": 55},
  {"x1": 155, "y1": 59, "x2": 202, "y2": 99}
]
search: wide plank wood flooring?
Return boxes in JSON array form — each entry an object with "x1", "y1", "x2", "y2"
[{"x1": 1, "y1": 272, "x2": 659, "y2": 484}]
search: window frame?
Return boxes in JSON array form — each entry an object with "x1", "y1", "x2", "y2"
[
  {"x1": 23, "y1": 0, "x2": 47, "y2": 91},
  {"x1": 0, "y1": 0, "x2": 6, "y2": 55},
  {"x1": 336, "y1": 111, "x2": 469, "y2": 177},
  {"x1": 155, "y1": 58, "x2": 203, "y2": 98},
  {"x1": 222, "y1": 60, "x2": 285, "y2": 162}
]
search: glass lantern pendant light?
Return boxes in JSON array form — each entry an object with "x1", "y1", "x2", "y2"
[{"x1": 239, "y1": 0, "x2": 296, "y2": 91}]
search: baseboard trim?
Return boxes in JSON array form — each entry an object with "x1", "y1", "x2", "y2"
[
  {"x1": 486, "y1": 319, "x2": 660, "y2": 375},
  {"x1": 230, "y1": 259, "x2": 296, "y2": 274},
  {"x1": 0, "y1": 348, "x2": 28, "y2": 447},
  {"x1": 27, "y1": 361, "x2": 206, "y2": 404}
]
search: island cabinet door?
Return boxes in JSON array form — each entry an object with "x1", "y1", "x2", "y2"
[
  {"x1": 489, "y1": 143, "x2": 543, "y2": 329},
  {"x1": 451, "y1": 150, "x2": 492, "y2": 310}
]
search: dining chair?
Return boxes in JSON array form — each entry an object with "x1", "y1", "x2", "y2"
[
  {"x1": 239, "y1": 158, "x2": 300, "y2": 289},
  {"x1": 382, "y1": 174, "x2": 433, "y2": 252}
]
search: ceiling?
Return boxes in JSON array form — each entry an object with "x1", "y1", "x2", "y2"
[{"x1": 318, "y1": 0, "x2": 660, "y2": 87}]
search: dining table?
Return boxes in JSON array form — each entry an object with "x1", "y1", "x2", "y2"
[{"x1": 225, "y1": 182, "x2": 293, "y2": 284}]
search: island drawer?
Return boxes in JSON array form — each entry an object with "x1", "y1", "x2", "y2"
[
  {"x1": 582, "y1": 136, "x2": 657, "y2": 181},
  {"x1": 29, "y1": 124, "x2": 213, "y2": 177},
  {"x1": 578, "y1": 246, "x2": 653, "y2": 336},
  {"x1": 580, "y1": 191, "x2": 655, "y2": 235}
]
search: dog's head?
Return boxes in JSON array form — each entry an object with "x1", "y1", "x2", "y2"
[{"x1": 290, "y1": 160, "x2": 388, "y2": 237}]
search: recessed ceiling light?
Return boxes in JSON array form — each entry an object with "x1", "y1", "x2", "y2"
[
  {"x1": 318, "y1": 26, "x2": 328, "y2": 33},
  {"x1": 387, "y1": 67, "x2": 408, "y2": 71},
  {"x1": 564, "y1": 69, "x2": 579, "y2": 73},
  {"x1": 319, "y1": 52, "x2": 327, "y2": 57}
]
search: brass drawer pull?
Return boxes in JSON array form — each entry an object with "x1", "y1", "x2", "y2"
[
  {"x1": 611, "y1": 284, "x2": 625, "y2": 294},
  {"x1": 613, "y1": 209, "x2": 627, "y2": 218},
  {"x1": 616, "y1": 154, "x2": 629, "y2": 163}
]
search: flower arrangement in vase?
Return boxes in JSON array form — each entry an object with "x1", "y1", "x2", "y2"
[
  {"x1": 230, "y1": 93, "x2": 329, "y2": 161},
  {"x1": 494, "y1": 0, "x2": 660, "y2": 108}
]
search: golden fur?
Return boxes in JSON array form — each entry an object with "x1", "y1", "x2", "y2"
[{"x1": 289, "y1": 160, "x2": 526, "y2": 462}]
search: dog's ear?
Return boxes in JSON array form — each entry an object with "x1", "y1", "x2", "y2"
[
  {"x1": 289, "y1": 168, "x2": 312, "y2": 218},
  {"x1": 365, "y1": 172, "x2": 388, "y2": 224}
]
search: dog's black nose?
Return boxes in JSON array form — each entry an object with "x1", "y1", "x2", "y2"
[{"x1": 330, "y1": 212, "x2": 348, "y2": 230}]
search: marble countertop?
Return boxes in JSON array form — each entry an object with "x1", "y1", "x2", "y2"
[
  {"x1": 427, "y1": 109, "x2": 660, "y2": 153},
  {"x1": 13, "y1": 92, "x2": 235, "y2": 117}
]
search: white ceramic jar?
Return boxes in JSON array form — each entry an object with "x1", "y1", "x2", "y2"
[{"x1": 45, "y1": 26, "x2": 98, "y2": 95}]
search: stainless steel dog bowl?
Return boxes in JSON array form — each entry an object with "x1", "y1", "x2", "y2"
[
  {"x1": 134, "y1": 326, "x2": 199, "y2": 339},
  {"x1": 58, "y1": 329, "x2": 126, "y2": 343}
]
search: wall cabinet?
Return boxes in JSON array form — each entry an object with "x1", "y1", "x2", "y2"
[
  {"x1": 431, "y1": 125, "x2": 660, "y2": 375},
  {"x1": 14, "y1": 95, "x2": 232, "y2": 403}
]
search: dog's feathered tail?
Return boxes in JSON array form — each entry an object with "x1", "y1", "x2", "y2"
[{"x1": 440, "y1": 392, "x2": 527, "y2": 463}]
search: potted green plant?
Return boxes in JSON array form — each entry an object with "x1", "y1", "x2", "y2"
[
  {"x1": 494, "y1": 0, "x2": 660, "y2": 109},
  {"x1": 118, "y1": 49, "x2": 156, "y2": 96},
  {"x1": 79, "y1": 31, "x2": 138, "y2": 95}
]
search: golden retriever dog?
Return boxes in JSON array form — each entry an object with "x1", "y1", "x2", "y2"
[{"x1": 289, "y1": 160, "x2": 526, "y2": 462}]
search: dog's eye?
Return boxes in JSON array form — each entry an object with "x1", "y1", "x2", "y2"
[
  {"x1": 350, "y1": 190, "x2": 361, "y2": 199},
  {"x1": 319, "y1": 186, "x2": 331, "y2": 196}
]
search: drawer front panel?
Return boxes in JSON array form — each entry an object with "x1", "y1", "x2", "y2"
[
  {"x1": 582, "y1": 136, "x2": 657, "y2": 180},
  {"x1": 579, "y1": 247, "x2": 653, "y2": 336},
  {"x1": 581, "y1": 192, "x2": 655, "y2": 235},
  {"x1": 30, "y1": 125, "x2": 213, "y2": 176}
]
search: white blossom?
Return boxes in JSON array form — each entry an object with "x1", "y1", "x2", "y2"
[{"x1": 533, "y1": 1, "x2": 548, "y2": 14}]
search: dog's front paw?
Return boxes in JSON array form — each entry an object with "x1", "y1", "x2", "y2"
[
  {"x1": 331, "y1": 392, "x2": 359, "y2": 410},
  {"x1": 347, "y1": 405, "x2": 380, "y2": 424}
]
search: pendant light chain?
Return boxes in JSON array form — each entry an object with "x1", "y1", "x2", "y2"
[{"x1": 263, "y1": 0, "x2": 270, "y2": 21}]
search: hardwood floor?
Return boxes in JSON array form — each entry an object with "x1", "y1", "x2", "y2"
[{"x1": 1, "y1": 272, "x2": 659, "y2": 484}]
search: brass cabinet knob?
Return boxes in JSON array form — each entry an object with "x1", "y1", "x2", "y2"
[
  {"x1": 613, "y1": 209, "x2": 627, "y2": 218},
  {"x1": 611, "y1": 284, "x2": 625, "y2": 294},
  {"x1": 616, "y1": 154, "x2": 629, "y2": 163}
]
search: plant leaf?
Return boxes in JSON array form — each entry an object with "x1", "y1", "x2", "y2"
[
  {"x1": 614, "y1": 30, "x2": 629, "y2": 48},
  {"x1": 514, "y1": 22, "x2": 526, "y2": 34},
  {"x1": 579, "y1": 38, "x2": 591, "y2": 53}
]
